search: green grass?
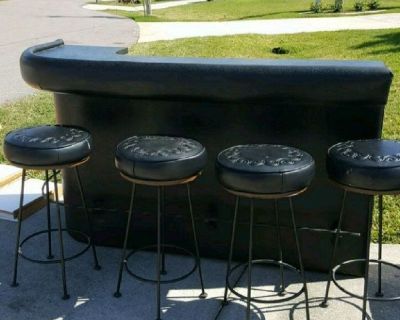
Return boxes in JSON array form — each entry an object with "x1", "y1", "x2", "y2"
[
  {"x1": 1, "y1": 29, "x2": 400, "y2": 242},
  {"x1": 112, "y1": 0, "x2": 400, "y2": 22}
]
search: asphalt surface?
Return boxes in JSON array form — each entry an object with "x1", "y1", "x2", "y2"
[{"x1": 0, "y1": 0, "x2": 139, "y2": 104}]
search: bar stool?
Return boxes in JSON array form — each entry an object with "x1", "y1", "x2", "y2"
[
  {"x1": 3, "y1": 125, "x2": 100, "y2": 299},
  {"x1": 113, "y1": 135, "x2": 207, "y2": 320},
  {"x1": 322, "y1": 139, "x2": 400, "y2": 319},
  {"x1": 216, "y1": 144, "x2": 315, "y2": 320}
]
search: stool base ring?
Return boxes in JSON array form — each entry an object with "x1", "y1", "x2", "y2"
[
  {"x1": 19, "y1": 228, "x2": 91, "y2": 264},
  {"x1": 332, "y1": 258, "x2": 400, "y2": 302},
  {"x1": 125, "y1": 244, "x2": 198, "y2": 284},
  {"x1": 227, "y1": 259, "x2": 305, "y2": 304}
]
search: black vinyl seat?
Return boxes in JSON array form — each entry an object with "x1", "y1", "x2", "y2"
[
  {"x1": 217, "y1": 144, "x2": 315, "y2": 320},
  {"x1": 115, "y1": 135, "x2": 207, "y2": 181},
  {"x1": 3, "y1": 124, "x2": 100, "y2": 300},
  {"x1": 327, "y1": 139, "x2": 400, "y2": 192},
  {"x1": 4, "y1": 125, "x2": 91, "y2": 168},
  {"x1": 114, "y1": 135, "x2": 207, "y2": 320},
  {"x1": 216, "y1": 144, "x2": 315, "y2": 195},
  {"x1": 323, "y1": 139, "x2": 400, "y2": 320}
]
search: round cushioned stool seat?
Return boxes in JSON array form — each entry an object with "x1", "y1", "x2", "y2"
[
  {"x1": 4, "y1": 125, "x2": 92, "y2": 167},
  {"x1": 216, "y1": 144, "x2": 315, "y2": 194},
  {"x1": 327, "y1": 139, "x2": 400, "y2": 192},
  {"x1": 115, "y1": 135, "x2": 207, "y2": 181}
]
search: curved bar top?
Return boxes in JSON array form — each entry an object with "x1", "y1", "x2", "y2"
[
  {"x1": 21, "y1": 39, "x2": 392, "y2": 104},
  {"x1": 19, "y1": 40, "x2": 394, "y2": 275}
]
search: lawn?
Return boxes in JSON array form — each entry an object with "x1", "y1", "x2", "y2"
[
  {"x1": 1, "y1": 28, "x2": 400, "y2": 243},
  {"x1": 113, "y1": 0, "x2": 400, "y2": 22}
]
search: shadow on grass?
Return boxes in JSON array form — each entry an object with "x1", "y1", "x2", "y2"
[
  {"x1": 237, "y1": 10, "x2": 308, "y2": 20},
  {"x1": 379, "y1": 5, "x2": 400, "y2": 10},
  {"x1": 352, "y1": 31, "x2": 400, "y2": 55}
]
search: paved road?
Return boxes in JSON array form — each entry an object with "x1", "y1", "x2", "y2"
[
  {"x1": 138, "y1": 13, "x2": 400, "y2": 42},
  {"x1": 0, "y1": 0, "x2": 139, "y2": 104}
]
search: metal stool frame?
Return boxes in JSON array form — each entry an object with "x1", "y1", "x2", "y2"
[
  {"x1": 221, "y1": 188, "x2": 311, "y2": 320},
  {"x1": 113, "y1": 173, "x2": 207, "y2": 320},
  {"x1": 11, "y1": 160, "x2": 101, "y2": 300},
  {"x1": 322, "y1": 183, "x2": 400, "y2": 320}
]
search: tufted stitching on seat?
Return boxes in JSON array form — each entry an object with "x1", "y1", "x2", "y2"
[
  {"x1": 6, "y1": 125, "x2": 90, "y2": 150},
  {"x1": 117, "y1": 135, "x2": 204, "y2": 161},
  {"x1": 220, "y1": 144, "x2": 305, "y2": 167},
  {"x1": 332, "y1": 140, "x2": 400, "y2": 163}
]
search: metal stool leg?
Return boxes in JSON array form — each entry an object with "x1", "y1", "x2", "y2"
[
  {"x1": 246, "y1": 199, "x2": 255, "y2": 320},
  {"x1": 187, "y1": 184, "x2": 207, "y2": 299},
  {"x1": 156, "y1": 187, "x2": 162, "y2": 320},
  {"x1": 53, "y1": 170, "x2": 69, "y2": 300},
  {"x1": 376, "y1": 195, "x2": 384, "y2": 298},
  {"x1": 11, "y1": 169, "x2": 26, "y2": 287},
  {"x1": 114, "y1": 183, "x2": 136, "y2": 298},
  {"x1": 274, "y1": 199, "x2": 285, "y2": 295},
  {"x1": 289, "y1": 198, "x2": 310, "y2": 320},
  {"x1": 45, "y1": 170, "x2": 54, "y2": 260},
  {"x1": 160, "y1": 186, "x2": 167, "y2": 275},
  {"x1": 75, "y1": 167, "x2": 101, "y2": 270},
  {"x1": 362, "y1": 196, "x2": 374, "y2": 320},
  {"x1": 322, "y1": 190, "x2": 348, "y2": 307},
  {"x1": 222, "y1": 197, "x2": 240, "y2": 305}
]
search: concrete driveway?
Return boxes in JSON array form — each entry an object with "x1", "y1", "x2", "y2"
[
  {"x1": 0, "y1": 206, "x2": 399, "y2": 320},
  {"x1": 0, "y1": 0, "x2": 139, "y2": 104}
]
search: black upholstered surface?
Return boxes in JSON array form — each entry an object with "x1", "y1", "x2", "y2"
[
  {"x1": 327, "y1": 139, "x2": 400, "y2": 191},
  {"x1": 21, "y1": 40, "x2": 392, "y2": 105},
  {"x1": 4, "y1": 125, "x2": 92, "y2": 167},
  {"x1": 216, "y1": 144, "x2": 315, "y2": 194},
  {"x1": 115, "y1": 135, "x2": 207, "y2": 181}
]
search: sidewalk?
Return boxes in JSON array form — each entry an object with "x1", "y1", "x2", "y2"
[{"x1": 137, "y1": 13, "x2": 400, "y2": 42}]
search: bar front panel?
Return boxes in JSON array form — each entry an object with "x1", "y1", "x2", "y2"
[{"x1": 56, "y1": 93, "x2": 383, "y2": 274}]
